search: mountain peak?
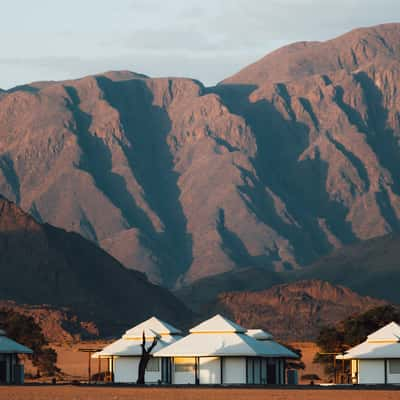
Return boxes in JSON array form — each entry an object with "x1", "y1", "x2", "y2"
[{"x1": 221, "y1": 22, "x2": 400, "y2": 86}]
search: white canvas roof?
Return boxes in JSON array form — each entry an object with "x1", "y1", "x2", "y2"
[
  {"x1": 366, "y1": 322, "x2": 400, "y2": 342},
  {"x1": 246, "y1": 329, "x2": 273, "y2": 341},
  {"x1": 189, "y1": 314, "x2": 246, "y2": 333},
  {"x1": 92, "y1": 316, "x2": 182, "y2": 358},
  {"x1": 337, "y1": 341, "x2": 400, "y2": 360},
  {"x1": 0, "y1": 330, "x2": 33, "y2": 354},
  {"x1": 123, "y1": 316, "x2": 181, "y2": 338},
  {"x1": 155, "y1": 315, "x2": 298, "y2": 359},
  {"x1": 93, "y1": 335, "x2": 179, "y2": 358},
  {"x1": 337, "y1": 322, "x2": 400, "y2": 360}
]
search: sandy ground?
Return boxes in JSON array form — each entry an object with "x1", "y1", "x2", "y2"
[
  {"x1": 292, "y1": 342, "x2": 327, "y2": 383},
  {"x1": 53, "y1": 342, "x2": 110, "y2": 380},
  {"x1": 25, "y1": 341, "x2": 110, "y2": 381},
  {"x1": 1, "y1": 386, "x2": 400, "y2": 400}
]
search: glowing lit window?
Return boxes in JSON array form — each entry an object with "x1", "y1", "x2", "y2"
[{"x1": 174, "y1": 357, "x2": 195, "y2": 372}]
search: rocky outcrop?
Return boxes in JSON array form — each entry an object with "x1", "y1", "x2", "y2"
[
  {"x1": 211, "y1": 280, "x2": 387, "y2": 341},
  {"x1": 0, "y1": 301, "x2": 99, "y2": 344}
]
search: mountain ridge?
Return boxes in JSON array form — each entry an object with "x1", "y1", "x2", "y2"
[
  {"x1": 1, "y1": 23, "x2": 400, "y2": 289},
  {"x1": 209, "y1": 279, "x2": 388, "y2": 341}
]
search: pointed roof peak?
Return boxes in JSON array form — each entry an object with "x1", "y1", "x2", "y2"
[
  {"x1": 189, "y1": 314, "x2": 246, "y2": 333},
  {"x1": 367, "y1": 321, "x2": 400, "y2": 342},
  {"x1": 124, "y1": 316, "x2": 181, "y2": 338},
  {"x1": 122, "y1": 328, "x2": 160, "y2": 340}
]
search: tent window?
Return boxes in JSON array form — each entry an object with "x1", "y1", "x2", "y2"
[
  {"x1": 146, "y1": 358, "x2": 160, "y2": 372},
  {"x1": 247, "y1": 358, "x2": 267, "y2": 384},
  {"x1": 174, "y1": 357, "x2": 195, "y2": 372},
  {"x1": 389, "y1": 360, "x2": 400, "y2": 374}
]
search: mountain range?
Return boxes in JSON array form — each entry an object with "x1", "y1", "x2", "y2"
[{"x1": 1, "y1": 23, "x2": 400, "y2": 327}]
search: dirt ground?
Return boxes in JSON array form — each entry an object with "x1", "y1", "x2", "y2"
[
  {"x1": 292, "y1": 342, "x2": 327, "y2": 383},
  {"x1": 1, "y1": 386, "x2": 400, "y2": 400},
  {"x1": 24, "y1": 341, "x2": 110, "y2": 381}
]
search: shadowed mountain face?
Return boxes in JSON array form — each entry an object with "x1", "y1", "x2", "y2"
[
  {"x1": 296, "y1": 234, "x2": 400, "y2": 305},
  {"x1": 0, "y1": 196, "x2": 189, "y2": 335},
  {"x1": 2, "y1": 24, "x2": 400, "y2": 288}
]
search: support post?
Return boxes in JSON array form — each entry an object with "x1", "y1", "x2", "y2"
[
  {"x1": 195, "y1": 357, "x2": 199, "y2": 385},
  {"x1": 333, "y1": 355, "x2": 336, "y2": 384},
  {"x1": 384, "y1": 359, "x2": 388, "y2": 384},
  {"x1": 97, "y1": 357, "x2": 101, "y2": 382},
  {"x1": 342, "y1": 358, "x2": 345, "y2": 383},
  {"x1": 220, "y1": 357, "x2": 223, "y2": 384},
  {"x1": 88, "y1": 351, "x2": 92, "y2": 384}
]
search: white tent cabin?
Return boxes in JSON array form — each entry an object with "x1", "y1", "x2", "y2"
[
  {"x1": 154, "y1": 314, "x2": 298, "y2": 385},
  {"x1": 92, "y1": 317, "x2": 182, "y2": 383},
  {"x1": 337, "y1": 322, "x2": 400, "y2": 384},
  {"x1": 0, "y1": 329, "x2": 32, "y2": 384}
]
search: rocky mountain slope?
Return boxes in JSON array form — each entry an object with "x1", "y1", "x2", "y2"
[
  {"x1": 0, "y1": 300, "x2": 99, "y2": 343},
  {"x1": 1, "y1": 24, "x2": 400, "y2": 288},
  {"x1": 209, "y1": 280, "x2": 387, "y2": 341},
  {"x1": 0, "y1": 196, "x2": 188, "y2": 335},
  {"x1": 297, "y1": 234, "x2": 400, "y2": 304}
]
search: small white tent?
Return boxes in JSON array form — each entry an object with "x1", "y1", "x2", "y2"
[
  {"x1": 93, "y1": 317, "x2": 182, "y2": 383},
  {"x1": 0, "y1": 329, "x2": 32, "y2": 384},
  {"x1": 337, "y1": 321, "x2": 400, "y2": 384},
  {"x1": 154, "y1": 314, "x2": 298, "y2": 385}
]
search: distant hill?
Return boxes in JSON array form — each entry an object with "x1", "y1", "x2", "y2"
[
  {"x1": 209, "y1": 280, "x2": 387, "y2": 341},
  {"x1": 177, "y1": 233, "x2": 400, "y2": 313},
  {"x1": 296, "y1": 234, "x2": 400, "y2": 304},
  {"x1": 0, "y1": 300, "x2": 99, "y2": 344},
  {"x1": 175, "y1": 267, "x2": 283, "y2": 312},
  {"x1": 0, "y1": 196, "x2": 189, "y2": 335}
]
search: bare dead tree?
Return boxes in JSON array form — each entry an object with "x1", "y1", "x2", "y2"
[{"x1": 137, "y1": 331, "x2": 158, "y2": 384}]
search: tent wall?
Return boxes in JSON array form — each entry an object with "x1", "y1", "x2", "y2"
[
  {"x1": 172, "y1": 357, "x2": 196, "y2": 384},
  {"x1": 359, "y1": 360, "x2": 385, "y2": 384},
  {"x1": 223, "y1": 357, "x2": 246, "y2": 384},
  {"x1": 199, "y1": 357, "x2": 220, "y2": 384},
  {"x1": 114, "y1": 357, "x2": 139, "y2": 383},
  {"x1": 387, "y1": 359, "x2": 400, "y2": 384},
  {"x1": 167, "y1": 356, "x2": 288, "y2": 385},
  {"x1": 113, "y1": 357, "x2": 162, "y2": 383}
]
